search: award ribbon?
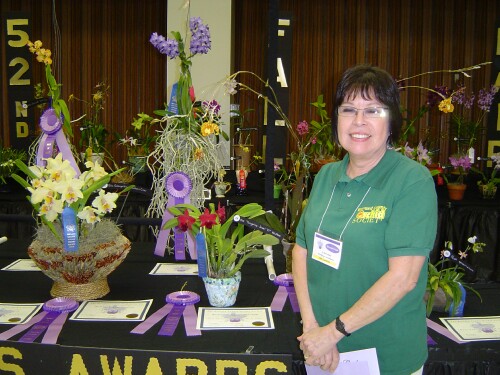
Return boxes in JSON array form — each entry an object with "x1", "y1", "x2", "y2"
[
  {"x1": 270, "y1": 273, "x2": 300, "y2": 312},
  {"x1": 131, "y1": 291, "x2": 201, "y2": 336},
  {"x1": 62, "y1": 207, "x2": 79, "y2": 252},
  {"x1": 154, "y1": 172, "x2": 196, "y2": 260},
  {"x1": 0, "y1": 298, "x2": 78, "y2": 344},
  {"x1": 37, "y1": 108, "x2": 81, "y2": 176},
  {"x1": 195, "y1": 232, "x2": 208, "y2": 278}
]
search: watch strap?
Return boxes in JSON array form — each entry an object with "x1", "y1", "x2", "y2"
[{"x1": 335, "y1": 316, "x2": 351, "y2": 337}]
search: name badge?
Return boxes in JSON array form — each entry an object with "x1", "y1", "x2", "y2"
[{"x1": 312, "y1": 232, "x2": 343, "y2": 269}]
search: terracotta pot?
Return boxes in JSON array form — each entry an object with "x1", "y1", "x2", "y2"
[
  {"x1": 447, "y1": 183, "x2": 467, "y2": 201},
  {"x1": 479, "y1": 184, "x2": 497, "y2": 199}
]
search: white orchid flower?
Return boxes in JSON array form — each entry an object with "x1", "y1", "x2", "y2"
[
  {"x1": 467, "y1": 236, "x2": 477, "y2": 244},
  {"x1": 77, "y1": 206, "x2": 100, "y2": 224},
  {"x1": 92, "y1": 190, "x2": 118, "y2": 214}
]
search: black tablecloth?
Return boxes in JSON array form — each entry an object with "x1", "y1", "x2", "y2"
[{"x1": 0, "y1": 240, "x2": 499, "y2": 374}]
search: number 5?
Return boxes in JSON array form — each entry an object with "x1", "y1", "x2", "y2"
[{"x1": 7, "y1": 19, "x2": 29, "y2": 47}]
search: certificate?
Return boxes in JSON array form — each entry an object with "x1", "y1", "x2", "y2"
[
  {"x1": 0, "y1": 303, "x2": 43, "y2": 324},
  {"x1": 2, "y1": 259, "x2": 40, "y2": 271},
  {"x1": 440, "y1": 316, "x2": 500, "y2": 342},
  {"x1": 149, "y1": 263, "x2": 199, "y2": 276},
  {"x1": 70, "y1": 300, "x2": 153, "y2": 322},
  {"x1": 197, "y1": 307, "x2": 274, "y2": 330},
  {"x1": 305, "y1": 348, "x2": 380, "y2": 375}
]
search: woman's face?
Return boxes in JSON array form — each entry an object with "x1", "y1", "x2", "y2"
[{"x1": 337, "y1": 93, "x2": 390, "y2": 162}]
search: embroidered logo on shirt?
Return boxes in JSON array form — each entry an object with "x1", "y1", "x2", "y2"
[{"x1": 352, "y1": 206, "x2": 387, "y2": 223}]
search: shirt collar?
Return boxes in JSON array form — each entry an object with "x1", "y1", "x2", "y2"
[{"x1": 336, "y1": 149, "x2": 399, "y2": 188}]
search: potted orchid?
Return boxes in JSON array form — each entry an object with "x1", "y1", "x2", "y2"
[
  {"x1": 426, "y1": 236, "x2": 485, "y2": 316},
  {"x1": 442, "y1": 154, "x2": 472, "y2": 200},
  {"x1": 471, "y1": 153, "x2": 500, "y2": 199},
  {"x1": 11, "y1": 153, "x2": 133, "y2": 300},
  {"x1": 163, "y1": 202, "x2": 280, "y2": 306}
]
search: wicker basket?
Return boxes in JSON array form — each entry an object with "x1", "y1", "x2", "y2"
[{"x1": 28, "y1": 220, "x2": 131, "y2": 301}]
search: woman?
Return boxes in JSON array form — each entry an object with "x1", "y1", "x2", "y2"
[{"x1": 293, "y1": 65, "x2": 437, "y2": 374}]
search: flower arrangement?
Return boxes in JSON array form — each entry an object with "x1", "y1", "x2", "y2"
[
  {"x1": 72, "y1": 82, "x2": 111, "y2": 158},
  {"x1": 447, "y1": 154, "x2": 472, "y2": 185},
  {"x1": 471, "y1": 152, "x2": 500, "y2": 191},
  {"x1": 150, "y1": 16, "x2": 211, "y2": 121},
  {"x1": 426, "y1": 236, "x2": 485, "y2": 316},
  {"x1": 396, "y1": 62, "x2": 494, "y2": 160},
  {"x1": 163, "y1": 202, "x2": 280, "y2": 278},
  {"x1": 11, "y1": 153, "x2": 132, "y2": 242},
  {"x1": 26, "y1": 40, "x2": 72, "y2": 136}
]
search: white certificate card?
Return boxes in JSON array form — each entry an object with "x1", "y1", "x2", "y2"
[
  {"x1": 0, "y1": 303, "x2": 43, "y2": 324},
  {"x1": 305, "y1": 348, "x2": 380, "y2": 375},
  {"x1": 440, "y1": 316, "x2": 500, "y2": 342},
  {"x1": 2, "y1": 259, "x2": 40, "y2": 271},
  {"x1": 70, "y1": 300, "x2": 153, "y2": 322},
  {"x1": 149, "y1": 263, "x2": 199, "y2": 276},
  {"x1": 197, "y1": 307, "x2": 274, "y2": 330}
]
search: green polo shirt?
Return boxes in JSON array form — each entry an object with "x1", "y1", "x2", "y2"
[{"x1": 296, "y1": 149, "x2": 437, "y2": 375}]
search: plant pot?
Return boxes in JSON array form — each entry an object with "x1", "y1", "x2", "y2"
[
  {"x1": 202, "y1": 272, "x2": 241, "y2": 307},
  {"x1": 213, "y1": 182, "x2": 231, "y2": 198},
  {"x1": 28, "y1": 223, "x2": 131, "y2": 301},
  {"x1": 447, "y1": 183, "x2": 467, "y2": 201},
  {"x1": 273, "y1": 184, "x2": 281, "y2": 199},
  {"x1": 478, "y1": 184, "x2": 497, "y2": 199},
  {"x1": 129, "y1": 155, "x2": 147, "y2": 174}
]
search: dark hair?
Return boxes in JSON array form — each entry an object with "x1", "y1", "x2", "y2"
[{"x1": 331, "y1": 64, "x2": 402, "y2": 145}]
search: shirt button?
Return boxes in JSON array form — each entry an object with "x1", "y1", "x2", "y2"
[{"x1": 346, "y1": 192, "x2": 351, "y2": 198}]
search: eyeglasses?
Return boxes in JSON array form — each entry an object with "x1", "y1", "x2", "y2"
[{"x1": 337, "y1": 106, "x2": 389, "y2": 118}]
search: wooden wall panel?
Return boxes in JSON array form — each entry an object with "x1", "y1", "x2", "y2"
[{"x1": 1, "y1": 0, "x2": 498, "y2": 166}]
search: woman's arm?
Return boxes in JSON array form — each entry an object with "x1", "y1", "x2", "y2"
[
  {"x1": 298, "y1": 255, "x2": 426, "y2": 370},
  {"x1": 292, "y1": 243, "x2": 318, "y2": 331}
]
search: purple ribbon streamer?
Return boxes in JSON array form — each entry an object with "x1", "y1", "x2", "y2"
[
  {"x1": 0, "y1": 311, "x2": 47, "y2": 341},
  {"x1": 426, "y1": 318, "x2": 465, "y2": 344},
  {"x1": 158, "y1": 304, "x2": 184, "y2": 336},
  {"x1": 41, "y1": 312, "x2": 69, "y2": 344},
  {"x1": 154, "y1": 196, "x2": 196, "y2": 260},
  {"x1": 19, "y1": 311, "x2": 59, "y2": 343},
  {"x1": 37, "y1": 128, "x2": 81, "y2": 177},
  {"x1": 183, "y1": 304, "x2": 201, "y2": 336},
  {"x1": 286, "y1": 285, "x2": 300, "y2": 312},
  {"x1": 130, "y1": 304, "x2": 173, "y2": 334},
  {"x1": 270, "y1": 286, "x2": 288, "y2": 311}
]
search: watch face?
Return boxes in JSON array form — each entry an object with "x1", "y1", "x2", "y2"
[{"x1": 39, "y1": 108, "x2": 62, "y2": 134}]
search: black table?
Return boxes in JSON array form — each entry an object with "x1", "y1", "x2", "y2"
[{"x1": 0, "y1": 240, "x2": 499, "y2": 374}]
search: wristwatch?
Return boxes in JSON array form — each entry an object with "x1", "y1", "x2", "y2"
[{"x1": 335, "y1": 316, "x2": 351, "y2": 337}]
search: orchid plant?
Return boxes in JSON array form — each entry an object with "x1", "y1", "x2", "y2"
[
  {"x1": 11, "y1": 153, "x2": 132, "y2": 242},
  {"x1": 26, "y1": 40, "x2": 72, "y2": 136},
  {"x1": 427, "y1": 236, "x2": 486, "y2": 316},
  {"x1": 163, "y1": 202, "x2": 280, "y2": 278},
  {"x1": 447, "y1": 154, "x2": 472, "y2": 185}
]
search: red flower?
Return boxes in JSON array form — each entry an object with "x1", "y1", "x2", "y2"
[
  {"x1": 177, "y1": 209, "x2": 196, "y2": 232},
  {"x1": 216, "y1": 202, "x2": 226, "y2": 223},
  {"x1": 199, "y1": 208, "x2": 218, "y2": 229}
]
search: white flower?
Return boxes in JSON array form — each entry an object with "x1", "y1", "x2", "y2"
[
  {"x1": 39, "y1": 197, "x2": 64, "y2": 222},
  {"x1": 92, "y1": 190, "x2": 118, "y2": 214},
  {"x1": 77, "y1": 206, "x2": 100, "y2": 224},
  {"x1": 467, "y1": 236, "x2": 477, "y2": 244}
]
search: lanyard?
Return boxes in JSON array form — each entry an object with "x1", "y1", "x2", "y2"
[{"x1": 317, "y1": 183, "x2": 371, "y2": 240}]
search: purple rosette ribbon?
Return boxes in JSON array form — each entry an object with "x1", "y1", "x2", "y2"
[
  {"x1": 0, "y1": 297, "x2": 78, "y2": 345},
  {"x1": 154, "y1": 172, "x2": 196, "y2": 260},
  {"x1": 37, "y1": 108, "x2": 81, "y2": 176},
  {"x1": 270, "y1": 273, "x2": 299, "y2": 312},
  {"x1": 131, "y1": 291, "x2": 201, "y2": 337}
]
